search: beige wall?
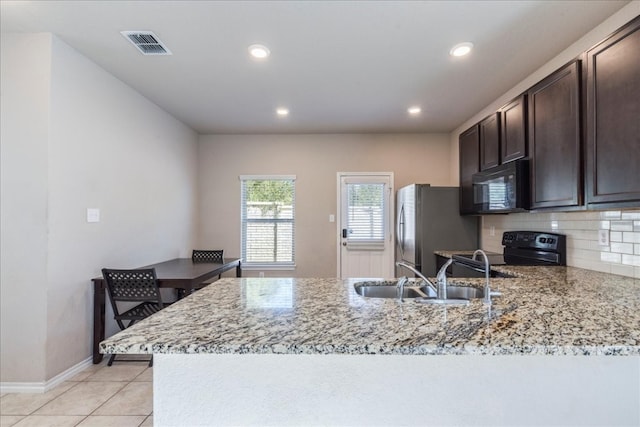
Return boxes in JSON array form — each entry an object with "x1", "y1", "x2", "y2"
[
  {"x1": 0, "y1": 34, "x2": 199, "y2": 384},
  {"x1": 197, "y1": 133, "x2": 452, "y2": 277},
  {"x1": 1, "y1": 33, "x2": 52, "y2": 384},
  {"x1": 447, "y1": 1, "x2": 640, "y2": 278}
]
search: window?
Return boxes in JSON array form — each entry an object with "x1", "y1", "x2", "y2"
[
  {"x1": 345, "y1": 182, "x2": 386, "y2": 249},
  {"x1": 240, "y1": 175, "x2": 295, "y2": 268}
]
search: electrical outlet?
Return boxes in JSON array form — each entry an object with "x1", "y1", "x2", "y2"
[
  {"x1": 489, "y1": 226, "x2": 495, "y2": 237},
  {"x1": 598, "y1": 229, "x2": 610, "y2": 246}
]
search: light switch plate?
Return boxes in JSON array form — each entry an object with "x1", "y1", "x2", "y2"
[
  {"x1": 329, "y1": 214, "x2": 335, "y2": 223},
  {"x1": 87, "y1": 208, "x2": 100, "y2": 223},
  {"x1": 598, "y1": 229, "x2": 609, "y2": 246}
]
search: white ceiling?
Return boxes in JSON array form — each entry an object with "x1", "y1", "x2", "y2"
[{"x1": 1, "y1": 0, "x2": 630, "y2": 134}]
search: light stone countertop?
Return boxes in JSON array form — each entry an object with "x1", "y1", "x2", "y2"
[{"x1": 100, "y1": 261, "x2": 640, "y2": 356}]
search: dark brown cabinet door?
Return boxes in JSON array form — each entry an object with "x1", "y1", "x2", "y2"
[
  {"x1": 528, "y1": 60, "x2": 583, "y2": 209},
  {"x1": 479, "y1": 113, "x2": 501, "y2": 170},
  {"x1": 459, "y1": 125, "x2": 479, "y2": 214},
  {"x1": 500, "y1": 95, "x2": 527, "y2": 163},
  {"x1": 586, "y1": 16, "x2": 640, "y2": 207}
]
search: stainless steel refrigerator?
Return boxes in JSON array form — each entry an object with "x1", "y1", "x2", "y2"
[{"x1": 395, "y1": 184, "x2": 478, "y2": 277}]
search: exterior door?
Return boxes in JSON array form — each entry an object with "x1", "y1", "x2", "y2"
[{"x1": 338, "y1": 173, "x2": 394, "y2": 278}]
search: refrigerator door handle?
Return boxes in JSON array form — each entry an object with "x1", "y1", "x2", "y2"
[{"x1": 397, "y1": 204, "x2": 405, "y2": 256}]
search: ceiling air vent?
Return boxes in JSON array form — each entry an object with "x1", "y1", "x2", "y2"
[{"x1": 121, "y1": 31, "x2": 172, "y2": 55}]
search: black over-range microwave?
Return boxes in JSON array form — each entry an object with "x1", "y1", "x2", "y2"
[{"x1": 472, "y1": 159, "x2": 529, "y2": 213}]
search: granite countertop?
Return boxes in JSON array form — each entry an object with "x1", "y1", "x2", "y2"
[{"x1": 100, "y1": 263, "x2": 640, "y2": 357}]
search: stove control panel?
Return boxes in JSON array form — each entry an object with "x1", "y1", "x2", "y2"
[{"x1": 502, "y1": 231, "x2": 566, "y2": 251}]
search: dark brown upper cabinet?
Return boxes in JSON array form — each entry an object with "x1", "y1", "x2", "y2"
[
  {"x1": 586, "y1": 16, "x2": 640, "y2": 208},
  {"x1": 528, "y1": 60, "x2": 583, "y2": 210},
  {"x1": 479, "y1": 113, "x2": 501, "y2": 170},
  {"x1": 459, "y1": 124, "x2": 480, "y2": 214},
  {"x1": 500, "y1": 95, "x2": 527, "y2": 163}
]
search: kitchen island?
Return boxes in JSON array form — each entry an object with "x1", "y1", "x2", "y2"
[{"x1": 100, "y1": 266, "x2": 640, "y2": 426}]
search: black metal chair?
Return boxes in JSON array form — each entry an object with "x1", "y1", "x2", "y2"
[
  {"x1": 176, "y1": 250, "x2": 225, "y2": 299},
  {"x1": 192, "y1": 249, "x2": 224, "y2": 279},
  {"x1": 192, "y1": 249, "x2": 224, "y2": 263},
  {"x1": 102, "y1": 268, "x2": 168, "y2": 366}
]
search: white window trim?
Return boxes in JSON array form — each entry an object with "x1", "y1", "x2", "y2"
[
  {"x1": 239, "y1": 175, "x2": 296, "y2": 181},
  {"x1": 240, "y1": 175, "x2": 296, "y2": 269},
  {"x1": 241, "y1": 264, "x2": 296, "y2": 271},
  {"x1": 344, "y1": 180, "x2": 387, "y2": 251}
]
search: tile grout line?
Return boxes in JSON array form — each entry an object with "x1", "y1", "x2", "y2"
[
  {"x1": 83, "y1": 377, "x2": 133, "y2": 419},
  {"x1": 29, "y1": 381, "x2": 83, "y2": 417},
  {"x1": 82, "y1": 364, "x2": 152, "y2": 423},
  {"x1": 73, "y1": 414, "x2": 91, "y2": 427},
  {"x1": 1, "y1": 362, "x2": 153, "y2": 426}
]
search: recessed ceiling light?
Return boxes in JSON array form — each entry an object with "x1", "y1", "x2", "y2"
[
  {"x1": 249, "y1": 44, "x2": 270, "y2": 59},
  {"x1": 408, "y1": 106, "x2": 422, "y2": 115},
  {"x1": 276, "y1": 108, "x2": 289, "y2": 116},
  {"x1": 449, "y1": 42, "x2": 474, "y2": 57}
]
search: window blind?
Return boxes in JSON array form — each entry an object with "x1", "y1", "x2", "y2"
[
  {"x1": 240, "y1": 176, "x2": 295, "y2": 268},
  {"x1": 345, "y1": 183, "x2": 386, "y2": 250}
]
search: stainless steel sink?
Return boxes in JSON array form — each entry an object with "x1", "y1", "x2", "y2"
[
  {"x1": 444, "y1": 286, "x2": 484, "y2": 299},
  {"x1": 355, "y1": 285, "x2": 432, "y2": 299},
  {"x1": 353, "y1": 282, "x2": 484, "y2": 300}
]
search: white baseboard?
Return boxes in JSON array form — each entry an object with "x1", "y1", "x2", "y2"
[{"x1": 0, "y1": 356, "x2": 93, "y2": 394}]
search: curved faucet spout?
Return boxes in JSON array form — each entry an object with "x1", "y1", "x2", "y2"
[
  {"x1": 395, "y1": 261, "x2": 438, "y2": 295},
  {"x1": 396, "y1": 276, "x2": 409, "y2": 302},
  {"x1": 435, "y1": 258, "x2": 454, "y2": 300},
  {"x1": 472, "y1": 249, "x2": 493, "y2": 304}
]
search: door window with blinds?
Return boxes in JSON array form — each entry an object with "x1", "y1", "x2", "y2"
[
  {"x1": 344, "y1": 181, "x2": 387, "y2": 250},
  {"x1": 240, "y1": 175, "x2": 295, "y2": 268}
]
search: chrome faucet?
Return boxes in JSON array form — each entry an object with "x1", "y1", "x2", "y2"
[
  {"x1": 395, "y1": 261, "x2": 438, "y2": 296},
  {"x1": 396, "y1": 261, "x2": 446, "y2": 297},
  {"x1": 436, "y1": 258, "x2": 454, "y2": 300},
  {"x1": 396, "y1": 276, "x2": 409, "y2": 302},
  {"x1": 472, "y1": 249, "x2": 500, "y2": 304},
  {"x1": 396, "y1": 260, "x2": 469, "y2": 306}
]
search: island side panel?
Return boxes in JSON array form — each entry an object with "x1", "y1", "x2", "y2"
[{"x1": 153, "y1": 353, "x2": 639, "y2": 426}]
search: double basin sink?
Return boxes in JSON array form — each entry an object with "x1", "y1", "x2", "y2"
[{"x1": 354, "y1": 280, "x2": 484, "y2": 302}]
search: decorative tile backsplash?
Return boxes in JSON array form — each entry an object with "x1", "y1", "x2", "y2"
[{"x1": 481, "y1": 209, "x2": 640, "y2": 279}]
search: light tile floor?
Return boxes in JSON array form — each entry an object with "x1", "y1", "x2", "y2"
[{"x1": 0, "y1": 359, "x2": 153, "y2": 427}]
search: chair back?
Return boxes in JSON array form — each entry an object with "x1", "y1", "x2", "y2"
[
  {"x1": 192, "y1": 249, "x2": 224, "y2": 263},
  {"x1": 102, "y1": 268, "x2": 163, "y2": 305},
  {"x1": 101, "y1": 268, "x2": 164, "y2": 366}
]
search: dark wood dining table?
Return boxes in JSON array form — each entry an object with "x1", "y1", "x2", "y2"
[{"x1": 91, "y1": 257, "x2": 241, "y2": 364}]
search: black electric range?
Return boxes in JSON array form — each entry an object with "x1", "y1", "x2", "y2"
[
  {"x1": 450, "y1": 231, "x2": 567, "y2": 277},
  {"x1": 453, "y1": 252, "x2": 507, "y2": 266}
]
